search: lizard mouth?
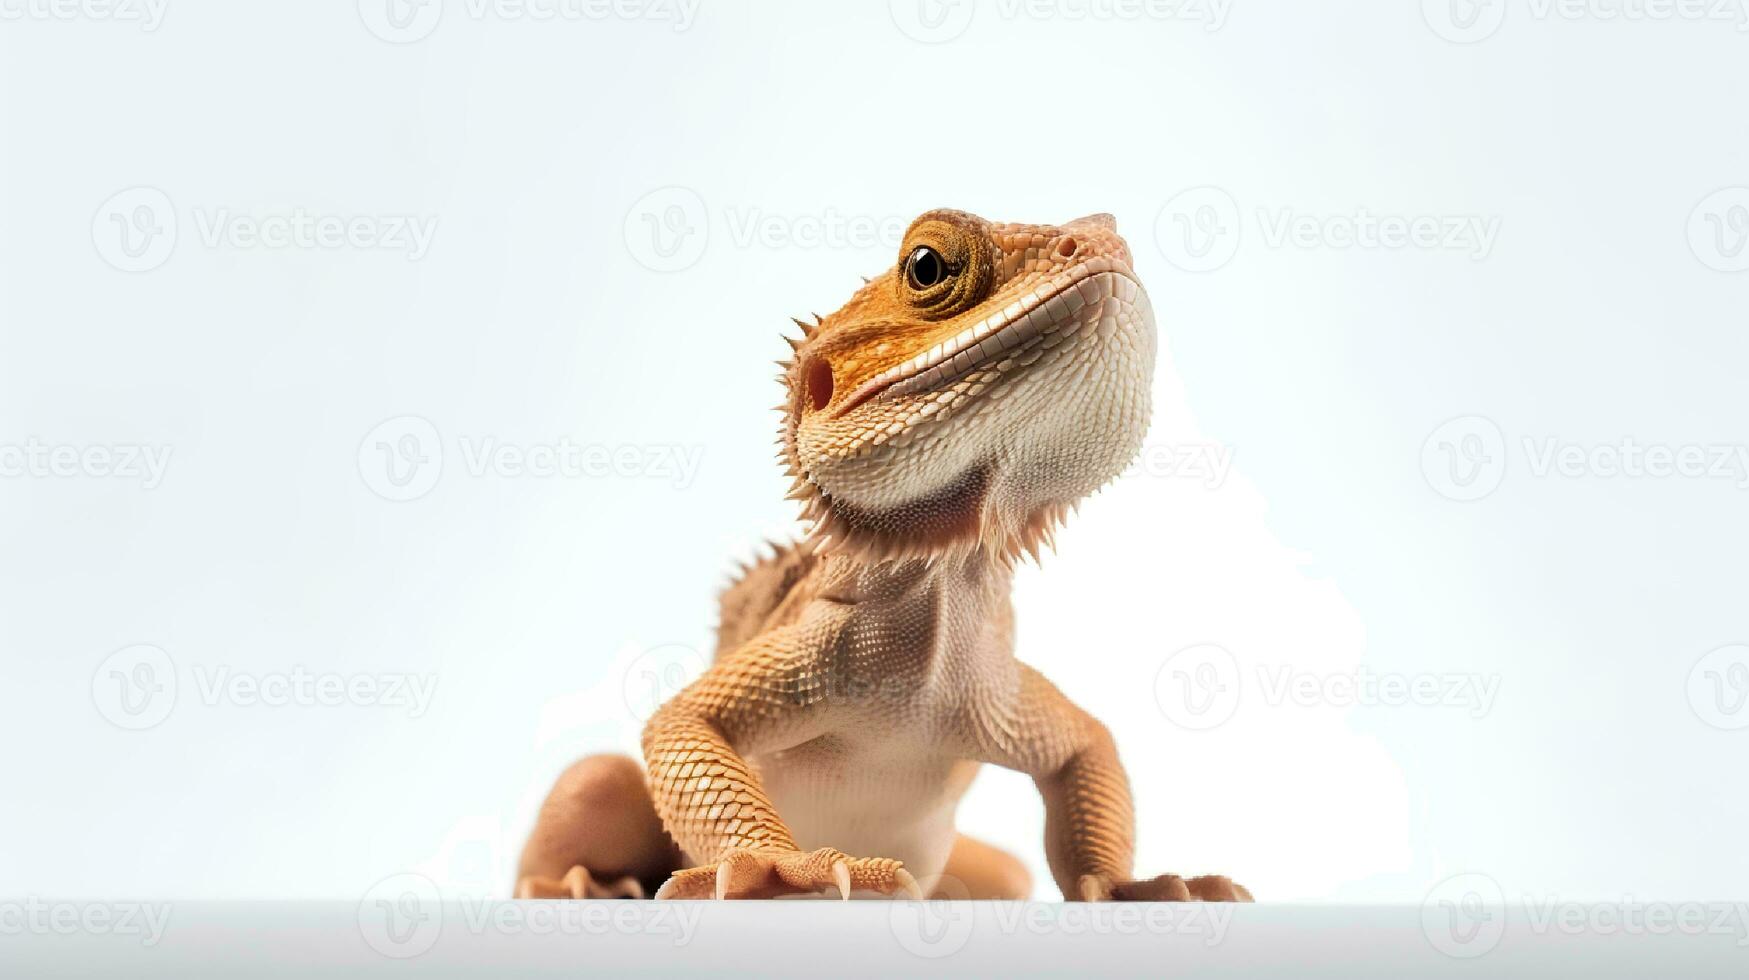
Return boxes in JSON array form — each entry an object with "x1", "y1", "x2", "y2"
[{"x1": 831, "y1": 257, "x2": 1135, "y2": 419}]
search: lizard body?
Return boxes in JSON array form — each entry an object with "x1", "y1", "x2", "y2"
[{"x1": 518, "y1": 209, "x2": 1249, "y2": 903}]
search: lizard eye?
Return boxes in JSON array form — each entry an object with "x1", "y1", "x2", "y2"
[
  {"x1": 894, "y1": 213, "x2": 994, "y2": 318},
  {"x1": 905, "y1": 246, "x2": 949, "y2": 290}
]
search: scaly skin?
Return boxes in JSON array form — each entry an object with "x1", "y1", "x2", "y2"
[{"x1": 521, "y1": 209, "x2": 1250, "y2": 903}]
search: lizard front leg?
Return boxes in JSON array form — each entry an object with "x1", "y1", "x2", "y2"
[
  {"x1": 641, "y1": 621, "x2": 921, "y2": 900},
  {"x1": 976, "y1": 664, "x2": 1251, "y2": 902}
]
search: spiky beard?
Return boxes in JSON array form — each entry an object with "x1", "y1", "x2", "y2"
[
  {"x1": 790, "y1": 478, "x2": 1078, "y2": 567},
  {"x1": 777, "y1": 339, "x2": 1077, "y2": 568}
]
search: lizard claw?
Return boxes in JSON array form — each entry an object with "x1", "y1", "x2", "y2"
[
  {"x1": 715, "y1": 859, "x2": 735, "y2": 901},
  {"x1": 656, "y1": 847, "x2": 914, "y2": 901},
  {"x1": 832, "y1": 860, "x2": 852, "y2": 900},
  {"x1": 1079, "y1": 875, "x2": 1105, "y2": 903}
]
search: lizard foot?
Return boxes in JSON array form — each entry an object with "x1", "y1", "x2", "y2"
[
  {"x1": 1077, "y1": 873, "x2": 1253, "y2": 903},
  {"x1": 515, "y1": 865, "x2": 645, "y2": 900},
  {"x1": 654, "y1": 847, "x2": 923, "y2": 901}
]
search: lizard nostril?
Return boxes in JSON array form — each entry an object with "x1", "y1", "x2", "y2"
[
  {"x1": 1056, "y1": 236, "x2": 1078, "y2": 258},
  {"x1": 806, "y1": 358, "x2": 834, "y2": 412}
]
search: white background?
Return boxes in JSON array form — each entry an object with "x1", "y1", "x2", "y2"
[{"x1": 2, "y1": 0, "x2": 1747, "y2": 910}]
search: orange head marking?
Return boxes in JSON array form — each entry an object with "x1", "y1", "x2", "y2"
[{"x1": 781, "y1": 209, "x2": 1155, "y2": 563}]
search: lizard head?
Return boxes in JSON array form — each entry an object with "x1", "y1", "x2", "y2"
[{"x1": 780, "y1": 208, "x2": 1157, "y2": 563}]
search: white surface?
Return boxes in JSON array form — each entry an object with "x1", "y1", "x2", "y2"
[
  {"x1": 1, "y1": 0, "x2": 1746, "y2": 918},
  {"x1": 5, "y1": 901, "x2": 1748, "y2": 978}
]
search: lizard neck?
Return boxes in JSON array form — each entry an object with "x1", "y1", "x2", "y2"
[
  {"x1": 812, "y1": 550, "x2": 1018, "y2": 685},
  {"x1": 814, "y1": 547, "x2": 1015, "y2": 607}
]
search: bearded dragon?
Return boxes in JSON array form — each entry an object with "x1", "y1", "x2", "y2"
[{"x1": 517, "y1": 209, "x2": 1251, "y2": 903}]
